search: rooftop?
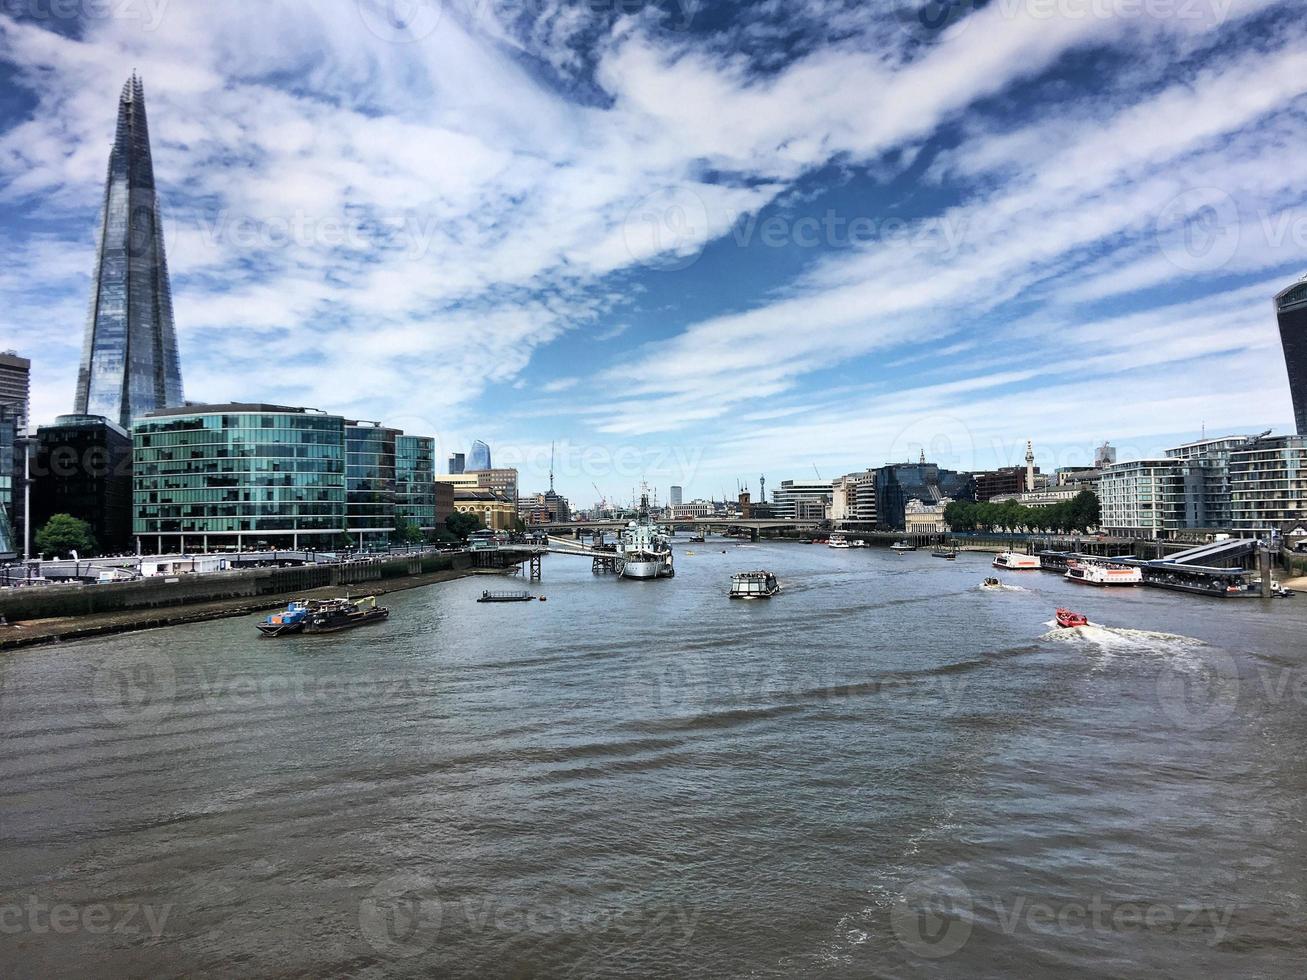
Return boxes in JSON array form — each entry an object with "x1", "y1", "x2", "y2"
[{"x1": 142, "y1": 402, "x2": 332, "y2": 418}]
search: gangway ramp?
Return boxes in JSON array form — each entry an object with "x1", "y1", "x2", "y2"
[{"x1": 1160, "y1": 538, "x2": 1258, "y2": 567}]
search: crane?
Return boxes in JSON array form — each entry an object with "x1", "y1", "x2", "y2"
[{"x1": 592, "y1": 482, "x2": 608, "y2": 511}]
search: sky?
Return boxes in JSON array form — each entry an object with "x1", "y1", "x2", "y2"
[{"x1": 1, "y1": 0, "x2": 1304, "y2": 507}]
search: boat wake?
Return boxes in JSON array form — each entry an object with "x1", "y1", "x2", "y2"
[
  {"x1": 978, "y1": 583, "x2": 1028, "y2": 593},
  {"x1": 1041, "y1": 622, "x2": 1207, "y2": 654}
]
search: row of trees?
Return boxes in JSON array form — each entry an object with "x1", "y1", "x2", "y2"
[{"x1": 943, "y1": 491, "x2": 1101, "y2": 535}]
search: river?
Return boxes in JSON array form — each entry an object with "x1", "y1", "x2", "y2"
[{"x1": 2, "y1": 538, "x2": 1305, "y2": 978}]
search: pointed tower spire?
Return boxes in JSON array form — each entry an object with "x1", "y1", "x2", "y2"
[{"x1": 75, "y1": 75, "x2": 183, "y2": 429}]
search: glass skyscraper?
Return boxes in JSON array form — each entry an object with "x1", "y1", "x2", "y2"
[
  {"x1": 1276, "y1": 274, "x2": 1307, "y2": 436},
  {"x1": 468, "y1": 440, "x2": 492, "y2": 471},
  {"x1": 75, "y1": 74, "x2": 184, "y2": 431}
]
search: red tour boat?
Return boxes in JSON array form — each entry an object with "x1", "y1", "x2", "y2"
[{"x1": 1056, "y1": 608, "x2": 1089, "y2": 629}]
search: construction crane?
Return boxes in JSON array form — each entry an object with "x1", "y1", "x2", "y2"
[{"x1": 592, "y1": 482, "x2": 608, "y2": 511}]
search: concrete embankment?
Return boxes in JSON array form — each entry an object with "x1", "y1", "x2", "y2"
[{"x1": 0, "y1": 553, "x2": 485, "y2": 651}]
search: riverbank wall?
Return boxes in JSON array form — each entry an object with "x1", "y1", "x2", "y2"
[{"x1": 0, "y1": 553, "x2": 479, "y2": 650}]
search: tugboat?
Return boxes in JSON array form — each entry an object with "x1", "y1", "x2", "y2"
[
  {"x1": 1055, "y1": 608, "x2": 1090, "y2": 629},
  {"x1": 302, "y1": 595, "x2": 389, "y2": 634},
  {"x1": 256, "y1": 599, "x2": 314, "y2": 637},
  {"x1": 730, "y1": 570, "x2": 781, "y2": 598}
]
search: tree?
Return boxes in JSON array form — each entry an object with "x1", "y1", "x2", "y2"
[
  {"x1": 393, "y1": 516, "x2": 425, "y2": 545},
  {"x1": 36, "y1": 514, "x2": 96, "y2": 558},
  {"x1": 1068, "y1": 490, "x2": 1100, "y2": 532},
  {"x1": 445, "y1": 511, "x2": 485, "y2": 541}
]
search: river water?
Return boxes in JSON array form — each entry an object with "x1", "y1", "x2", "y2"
[{"x1": 2, "y1": 538, "x2": 1306, "y2": 978}]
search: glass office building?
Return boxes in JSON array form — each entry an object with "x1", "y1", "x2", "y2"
[
  {"x1": 33, "y1": 415, "x2": 134, "y2": 554},
  {"x1": 467, "y1": 440, "x2": 492, "y2": 471},
  {"x1": 1276, "y1": 274, "x2": 1307, "y2": 436},
  {"x1": 0, "y1": 407, "x2": 16, "y2": 558},
  {"x1": 346, "y1": 422, "x2": 399, "y2": 543},
  {"x1": 396, "y1": 434, "x2": 437, "y2": 531},
  {"x1": 75, "y1": 74, "x2": 184, "y2": 430},
  {"x1": 874, "y1": 461, "x2": 973, "y2": 530},
  {"x1": 133, "y1": 405, "x2": 346, "y2": 552}
]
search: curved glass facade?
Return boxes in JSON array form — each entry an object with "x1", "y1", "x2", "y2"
[
  {"x1": 467, "y1": 440, "x2": 492, "y2": 471},
  {"x1": 1277, "y1": 276, "x2": 1307, "y2": 437},
  {"x1": 133, "y1": 406, "x2": 345, "y2": 549}
]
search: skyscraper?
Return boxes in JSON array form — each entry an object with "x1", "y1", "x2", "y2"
[
  {"x1": 670, "y1": 485, "x2": 683, "y2": 506},
  {"x1": 468, "y1": 439, "x2": 492, "y2": 471},
  {"x1": 1275, "y1": 273, "x2": 1307, "y2": 435},
  {"x1": 75, "y1": 74, "x2": 183, "y2": 430},
  {"x1": 0, "y1": 351, "x2": 30, "y2": 433},
  {"x1": 448, "y1": 452, "x2": 465, "y2": 474}
]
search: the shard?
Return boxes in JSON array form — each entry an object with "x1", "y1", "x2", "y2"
[{"x1": 75, "y1": 74, "x2": 183, "y2": 429}]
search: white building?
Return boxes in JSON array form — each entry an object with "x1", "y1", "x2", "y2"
[
  {"x1": 831, "y1": 470, "x2": 877, "y2": 524},
  {"x1": 671, "y1": 499, "x2": 715, "y2": 519},
  {"x1": 771, "y1": 478, "x2": 833, "y2": 520},
  {"x1": 904, "y1": 497, "x2": 952, "y2": 535},
  {"x1": 1098, "y1": 459, "x2": 1182, "y2": 538}
]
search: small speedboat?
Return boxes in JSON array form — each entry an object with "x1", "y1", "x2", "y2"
[
  {"x1": 1055, "y1": 608, "x2": 1089, "y2": 629},
  {"x1": 981, "y1": 577, "x2": 1002, "y2": 589}
]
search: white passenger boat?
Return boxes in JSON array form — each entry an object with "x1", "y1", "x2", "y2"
[
  {"x1": 1065, "y1": 561, "x2": 1142, "y2": 586},
  {"x1": 828, "y1": 532, "x2": 851, "y2": 549},
  {"x1": 730, "y1": 570, "x2": 780, "y2": 598},
  {"x1": 616, "y1": 493, "x2": 675, "y2": 579},
  {"x1": 890, "y1": 540, "x2": 916, "y2": 552},
  {"x1": 992, "y1": 552, "x2": 1041, "y2": 570}
]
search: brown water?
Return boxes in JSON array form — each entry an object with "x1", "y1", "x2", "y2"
[{"x1": 2, "y1": 539, "x2": 1306, "y2": 977}]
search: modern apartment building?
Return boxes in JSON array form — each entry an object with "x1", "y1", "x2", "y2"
[
  {"x1": 1229, "y1": 435, "x2": 1307, "y2": 531},
  {"x1": 1097, "y1": 458, "x2": 1182, "y2": 538}
]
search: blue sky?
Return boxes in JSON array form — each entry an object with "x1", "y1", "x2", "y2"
[{"x1": 1, "y1": 0, "x2": 1305, "y2": 506}]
